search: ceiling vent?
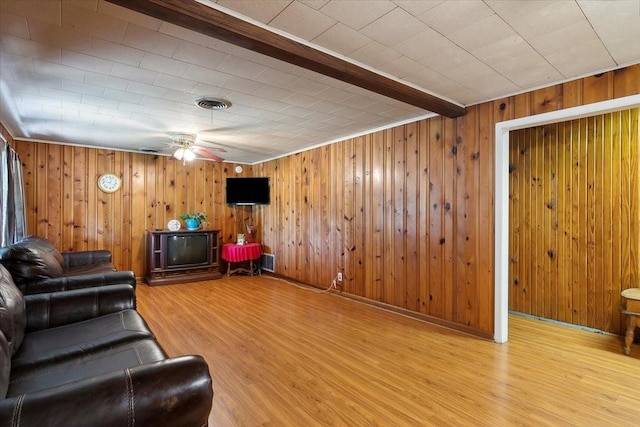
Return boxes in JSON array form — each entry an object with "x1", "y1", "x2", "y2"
[{"x1": 194, "y1": 97, "x2": 231, "y2": 110}]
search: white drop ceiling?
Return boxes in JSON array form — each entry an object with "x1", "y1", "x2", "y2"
[{"x1": 1, "y1": 0, "x2": 639, "y2": 163}]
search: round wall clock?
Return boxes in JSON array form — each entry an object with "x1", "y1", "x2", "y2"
[
  {"x1": 97, "y1": 173, "x2": 121, "y2": 193},
  {"x1": 167, "y1": 219, "x2": 181, "y2": 231}
]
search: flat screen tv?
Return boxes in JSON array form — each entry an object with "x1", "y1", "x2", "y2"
[
  {"x1": 226, "y1": 177, "x2": 270, "y2": 205},
  {"x1": 166, "y1": 233, "x2": 209, "y2": 268}
]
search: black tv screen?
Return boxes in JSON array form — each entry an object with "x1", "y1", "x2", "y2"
[
  {"x1": 166, "y1": 234, "x2": 209, "y2": 268},
  {"x1": 226, "y1": 177, "x2": 270, "y2": 205}
]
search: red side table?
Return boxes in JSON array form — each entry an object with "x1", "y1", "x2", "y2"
[{"x1": 221, "y1": 243, "x2": 262, "y2": 276}]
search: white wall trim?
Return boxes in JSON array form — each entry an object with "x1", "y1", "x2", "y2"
[{"x1": 494, "y1": 94, "x2": 640, "y2": 343}]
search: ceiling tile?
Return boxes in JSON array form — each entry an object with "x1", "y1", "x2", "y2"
[
  {"x1": 448, "y1": 14, "x2": 515, "y2": 52},
  {"x1": 393, "y1": 0, "x2": 444, "y2": 16},
  {"x1": 81, "y1": 93, "x2": 121, "y2": 110},
  {"x1": 122, "y1": 24, "x2": 181, "y2": 57},
  {"x1": 319, "y1": 0, "x2": 396, "y2": 30},
  {"x1": 102, "y1": 88, "x2": 143, "y2": 104},
  {"x1": 1, "y1": 34, "x2": 61, "y2": 62},
  {"x1": 311, "y1": 22, "x2": 371, "y2": 56},
  {"x1": 34, "y1": 59, "x2": 86, "y2": 83},
  {"x1": 349, "y1": 40, "x2": 403, "y2": 68},
  {"x1": 286, "y1": 78, "x2": 328, "y2": 96},
  {"x1": 27, "y1": 20, "x2": 93, "y2": 52},
  {"x1": 0, "y1": 52, "x2": 35, "y2": 72},
  {"x1": 183, "y1": 64, "x2": 229, "y2": 87},
  {"x1": 153, "y1": 73, "x2": 199, "y2": 93},
  {"x1": 84, "y1": 71, "x2": 129, "y2": 90},
  {"x1": 157, "y1": 21, "x2": 214, "y2": 47},
  {"x1": 269, "y1": 1, "x2": 336, "y2": 40},
  {"x1": 530, "y1": 20, "x2": 600, "y2": 57},
  {"x1": 61, "y1": 80, "x2": 104, "y2": 97},
  {"x1": 0, "y1": 12, "x2": 29, "y2": 39},
  {"x1": 39, "y1": 87, "x2": 82, "y2": 103},
  {"x1": 361, "y1": 7, "x2": 426, "y2": 47},
  {"x1": 254, "y1": 67, "x2": 299, "y2": 89},
  {"x1": 394, "y1": 28, "x2": 454, "y2": 63},
  {"x1": 216, "y1": 55, "x2": 268, "y2": 80},
  {"x1": 125, "y1": 81, "x2": 167, "y2": 98},
  {"x1": 172, "y1": 42, "x2": 227, "y2": 69},
  {"x1": 110, "y1": 62, "x2": 157, "y2": 84},
  {"x1": 547, "y1": 38, "x2": 615, "y2": 77},
  {"x1": 85, "y1": 38, "x2": 145, "y2": 67},
  {"x1": 222, "y1": 76, "x2": 265, "y2": 94},
  {"x1": 61, "y1": 50, "x2": 114, "y2": 74},
  {"x1": 216, "y1": 0, "x2": 291, "y2": 24},
  {"x1": 487, "y1": 0, "x2": 584, "y2": 40},
  {"x1": 98, "y1": 0, "x2": 161, "y2": 32},
  {"x1": 0, "y1": 0, "x2": 61, "y2": 26},
  {"x1": 139, "y1": 53, "x2": 190, "y2": 78},
  {"x1": 471, "y1": 34, "x2": 531, "y2": 64},
  {"x1": 63, "y1": 1, "x2": 129, "y2": 44},
  {"x1": 419, "y1": 0, "x2": 495, "y2": 36},
  {"x1": 299, "y1": 0, "x2": 331, "y2": 10}
]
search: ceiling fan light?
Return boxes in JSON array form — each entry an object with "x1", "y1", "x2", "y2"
[
  {"x1": 184, "y1": 148, "x2": 196, "y2": 161},
  {"x1": 174, "y1": 147, "x2": 185, "y2": 160}
]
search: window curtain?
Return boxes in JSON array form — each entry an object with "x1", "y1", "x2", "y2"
[{"x1": 1, "y1": 136, "x2": 27, "y2": 247}]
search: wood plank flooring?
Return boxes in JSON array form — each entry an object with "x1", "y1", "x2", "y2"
[{"x1": 136, "y1": 276, "x2": 640, "y2": 426}]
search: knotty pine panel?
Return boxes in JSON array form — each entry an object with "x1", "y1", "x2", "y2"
[
  {"x1": 509, "y1": 108, "x2": 640, "y2": 335},
  {"x1": 10, "y1": 141, "x2": 250, "y2": 280},
  {"x1": 255, "y1": 65, "x2": 639, "y2": 336}
]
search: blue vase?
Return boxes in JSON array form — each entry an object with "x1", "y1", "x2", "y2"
[{"x1": 185, "y1": 218, "x2": 200, "y2": 230}]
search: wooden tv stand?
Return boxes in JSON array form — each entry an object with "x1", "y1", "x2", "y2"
[{"x1": 145, "y1": 229, "x2": 222, "y2": 286}]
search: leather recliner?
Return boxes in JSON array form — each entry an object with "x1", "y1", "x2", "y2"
[
  {"x1": 0, "y1": 264, "x2": 213, "y2": 427},
  {"x1": 0, "y1": 235, "x2": 136, "y2": 294}
]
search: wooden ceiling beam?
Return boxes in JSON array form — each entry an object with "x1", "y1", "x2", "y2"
[{"x1": 106, "y1": 0, "x2": 466, "y2": 118}]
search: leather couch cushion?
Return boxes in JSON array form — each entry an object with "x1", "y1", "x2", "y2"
[
  {"x1": 0, "y1": 330, "x2": 10, "y2": 399},
  {"x1": 12, "y1": 309, "x2": 154, "y2": 373},
  {"x1": 64, "y1": 263, "x2": 116, "y2": 276},
  {"x1": 0, "y1": 235, "x2": 64, "y2": 284},
  {"x1": 0, "y1": 265, "x2": 26, "y2": 355},
  {"x1": 7, "y1": 338, "x2": 168, "y2": 396}
]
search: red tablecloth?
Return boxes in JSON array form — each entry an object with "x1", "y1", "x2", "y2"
[{"x1": 221, "y1": 243, "x2": 262, "y2": 262}]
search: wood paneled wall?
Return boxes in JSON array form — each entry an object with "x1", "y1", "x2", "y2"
[
  {"x1": 509, "y1": 109, "x2": 639, "y2": 335},
  {"x1": 7, "y1": 137, "x2": 255, "y2": 279},
  {"x1": 5, "y1": 64, "x2": 639, "y2": 337},
  {"x1": 256, "y1": 64, "x2": 639, "y2": 336}
]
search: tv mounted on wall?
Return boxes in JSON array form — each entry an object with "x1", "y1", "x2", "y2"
[{"x1": 226, "y1": 177, "x2": 270, "y2": 205}]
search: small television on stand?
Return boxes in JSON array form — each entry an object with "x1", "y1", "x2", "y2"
[
  {"x1": 145, "y1": 229, "x2": 222, "y2": 285},
  {"x1": 226, "y1": 177, "x2": 270, "y2": 205}
]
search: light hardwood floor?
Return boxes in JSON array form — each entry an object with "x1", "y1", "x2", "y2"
[{"x1": 136, "y1": 275, "x2": 640, "y2": 426}]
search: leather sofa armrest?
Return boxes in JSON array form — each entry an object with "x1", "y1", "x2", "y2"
[
  {"x1": 0, "y1": 356, "x2": 213, "y2": 427},
  {"x1": 62, "y1": 250, "x2": 112, "y2": 267},
  {"x1": 24, "y1": 284, "x2": 136, "y2": 332},
  {"x1": 19, "y1": 271, "x2": 136, "y2": 295}
]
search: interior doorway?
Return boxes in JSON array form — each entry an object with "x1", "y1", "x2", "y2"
[{"x1": 494, "y1": 94, "x2": 640, "y2": 343}]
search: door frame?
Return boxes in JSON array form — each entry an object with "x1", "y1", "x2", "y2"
[{"x1": 494, "y1": 94, "x2": 640, "y2": 343}]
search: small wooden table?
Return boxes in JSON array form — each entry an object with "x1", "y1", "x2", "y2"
[
  {"x1": 620, "y1": 288, "x2": 640, "y2": 355},
  {"x1": 221, "y1": 243, "x2": 262, "y2": 276}
]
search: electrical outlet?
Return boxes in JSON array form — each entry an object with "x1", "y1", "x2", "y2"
[{"x1": 337, "y1": 272, "x2": 343, "y2": 282}]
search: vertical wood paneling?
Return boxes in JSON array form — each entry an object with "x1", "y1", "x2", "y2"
[
  {"x1": 8, "y1": 64, "x2": 639, "y2": 337},
  {"x1": 9, "y1": 144, "x2": 243, "y2": 280},
  {"x1": 509, "y1": 108, "x2": 640, "y2": 335}
]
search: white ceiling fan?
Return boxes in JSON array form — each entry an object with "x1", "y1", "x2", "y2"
[{"x1": 169, "y1": 132, "x2": 226, "y2": 163}]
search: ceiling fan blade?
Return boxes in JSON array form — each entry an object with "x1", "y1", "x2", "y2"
[
  {"x1": 195, "y1": 142, "x2": 226, "y2": 152},
  {"x1": 191, "y1": 146, "x2": 224, "y2": 162}
]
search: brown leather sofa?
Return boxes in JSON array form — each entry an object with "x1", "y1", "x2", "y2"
[
  {"x1": 0, "y1": 235, "x2": 136, "y2": 294},
  {"x1": 0, "y1": 264, "x2": 213, "y2": 427}
]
